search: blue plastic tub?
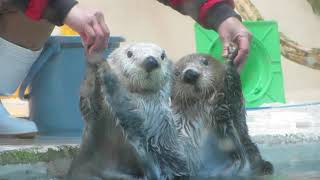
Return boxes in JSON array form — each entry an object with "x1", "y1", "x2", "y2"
[{"x1": 19, "y1": 36, "x2": 125, "y2": 136}]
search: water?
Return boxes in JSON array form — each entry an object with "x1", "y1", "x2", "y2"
[
  {"x1": 1, "y1": 104, "x2": 320, "y2": 179},
  {"x1": 0, "y1": 143, "x2": 319, "y2": 180}
]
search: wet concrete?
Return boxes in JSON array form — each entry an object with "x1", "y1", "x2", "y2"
[
  {"x1": 247, "y1": 103, "x2": 320, "y2": 138},
  {"x1": 0, "y1": 143, "x2": 319, "y2": 180},
  {"x1": 262, "y1": 143, "x2": 320, "y2": 180}
]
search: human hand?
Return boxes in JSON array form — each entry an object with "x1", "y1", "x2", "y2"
[
  {"x1": 218, "y1": 17, "x2": 252, "y2": 72},
  {"x1": 64, "y1": 4, "x2": 110, "y2": 56}
]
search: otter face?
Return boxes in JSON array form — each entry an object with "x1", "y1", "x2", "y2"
[
  {"x1": 172, "y1": 54, "x2": 225, "y2": 102},
  {"x1": 108, "y1": 43, "x2": 172, "y2": 93}
]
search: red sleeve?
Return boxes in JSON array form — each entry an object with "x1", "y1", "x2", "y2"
[
  {"x1": 158, "y1": 0, "x2": 239, "y2": 30},
  {"x1": 199, "y1": 0, "x2": 234, "y2": 26},
  {"x1": 165, "y1": 0, "x2": 235, "y2": 27},
  {"x1": 167, "y1": 0, "x2": 234, "y2": 9},
  {"x1": 24, "y1": 0, "x2": 49, "y2": 21},
  {"x1": 168, "y1": 0, "x2": 183, "y2": 7}
]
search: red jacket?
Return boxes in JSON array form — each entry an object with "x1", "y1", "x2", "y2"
[
  {"x1": 15, "y1": 0, "x2": 78, "y2": 26},
  {"x1": 24, "y1": 0, "x2": 48, "y2": 21},
  {"x1": 157, "y1": 0, "x2": 239, "y2": 30},
  {"x1": 23, "y1": 0, "x2": 239, "y2": 30}
]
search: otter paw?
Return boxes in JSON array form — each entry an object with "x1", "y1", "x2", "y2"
[{"x1": 252, "y1": 160, "x2": 274, "y2": 175}]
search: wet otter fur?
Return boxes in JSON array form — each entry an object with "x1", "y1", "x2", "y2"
[
  {"x1": 67, "y1": 59, "x2": 145, "y2": 179},
  {"x1": 98, "y1": 44, "x2": 246, "y2": 179},
  {"x1": 70, "y1": 43, "x2": 190, "y2": 180},
  {"x1": 69, "y1": 42, "x2": 272, "y2": 179},
  {"x1": 171, "y1": 49, "x2": 274, "y2": 176}
]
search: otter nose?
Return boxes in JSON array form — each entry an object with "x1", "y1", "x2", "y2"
[
  {"x1": 183, "y1": 69, "x2": 200, "y2": 84},
  {"x1": 143, "y1": 56, "x2": 159, "y2": 72}
]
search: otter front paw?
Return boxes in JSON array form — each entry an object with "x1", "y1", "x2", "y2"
[{"x1": 252, "y1": 160, "x2": 274, "y2": 175}]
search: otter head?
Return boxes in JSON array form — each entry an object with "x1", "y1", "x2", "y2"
[
  {"x1": 172, "y1": 54, "x2": 225, "y2": 104},
  {"x1": 108, "y1": 43, "x2": 172, "y2": 93}
]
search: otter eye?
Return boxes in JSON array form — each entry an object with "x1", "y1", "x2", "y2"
[
  {"x1": 127, "y1": 51, "x2": 133, "y2": 58},
  {"x1": 161, "y1": 52, "x2": 166, "y2": 60},
  {"x1": 201, "y1": 59, "x2": 209, "y2": 66}
]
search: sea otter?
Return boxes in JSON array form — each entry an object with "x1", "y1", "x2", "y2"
[
  {"x1": 171, "y1": 48, "x2": 274, "y2": 176},
  {"x1": 99, "y1": 44, "x2": 250, "y2": 179},
  {"x1": 71, "y1": 42, "x2": 258, "y2": 179},
  {"x1": 67, "y1": 54, "x2": 146, "y2": 179},
  {"x1": 69, "y1": 43, "x2": 190, "y2": 180}
]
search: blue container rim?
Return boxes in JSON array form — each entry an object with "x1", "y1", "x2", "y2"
[
  {"x1": 46, "y1": 36, "x2": 125, "y2": 48},
  {"x1": 18, "y1": 35, "x2": 125, "y2": 100}
]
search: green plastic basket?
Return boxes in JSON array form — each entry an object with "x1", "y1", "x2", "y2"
[{"x1": 194, "y1": 21, "x2": 285, "y2": 108}]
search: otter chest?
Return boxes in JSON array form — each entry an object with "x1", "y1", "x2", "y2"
[
  {"x1": 134, "y1": 94, "x2": 174, "y2": 134},
  {"x1": 177, "y1": 108, "x2": 234, "y2": 176}
]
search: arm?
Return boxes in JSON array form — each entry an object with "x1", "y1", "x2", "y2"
[
  {"x1": 14, "y1": 0, "x2": 109, "y2": 55},
  {"x1": 42, "y1": 0, "x2": 78, "y2": 26},
  {"x1": 45, "y1": 0, "x2": 109, "y2": 55},
  {"x1": 98, "y1": 61, "x2": 145, "y2": 137},
  {"x1": 157, "y1": 0, "x2": 252, "y2": 71},
  {"x1": 98, "y1": 62, "x2": 164, "y2": 179},
  {"x1": 10, "y1": 0, "x2": 77, "y2": 25},
  {"x1": 209, "y1": 91, "x2": 246, "y2": 173},
  {"x1": 157, "y1": 0, "x2": 240, "y2": 31},
  {"x1": 15, "y1": 0, "x2": 77, "y2": 26}
]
